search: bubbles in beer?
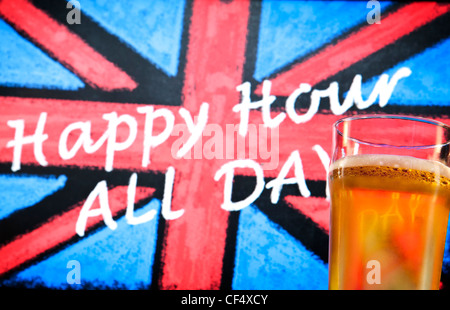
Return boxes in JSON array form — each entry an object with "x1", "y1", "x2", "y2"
[
  {"x1": 330, "y1": 154, "x2": 450, "y2": 191},
  {"x1": 328, "y1": 154, "x2": 450, "y2": 289}
]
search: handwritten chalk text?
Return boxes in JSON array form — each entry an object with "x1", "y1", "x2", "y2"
[{"x1": 4, "y1": 68, "x2": 411, "y2": 234}]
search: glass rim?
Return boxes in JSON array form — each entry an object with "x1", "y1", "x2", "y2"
[{"x1": 334, "y1": 114, "x2": 450, "y2": 150}]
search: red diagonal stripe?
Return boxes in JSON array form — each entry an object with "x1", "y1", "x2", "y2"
[
  {"x1": 0, "y1": 185, "x2": 155, "y2": 276},
  {"x1": 0, "y1": 0, "x2": 138, "y2": 91},
  {"x1": 257, "y1": 2, "x2": 450, "y2": 96},
  {"x1": 284, "y1": 196, "x2": 330, "y2": 233}
]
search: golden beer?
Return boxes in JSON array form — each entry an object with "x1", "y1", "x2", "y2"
[{"x1": 328, "y1": 154, "x2": 450, "y2": 290}]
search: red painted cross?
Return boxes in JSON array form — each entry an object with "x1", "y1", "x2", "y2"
[{"x1": 0, "y1": 0, "x2": 449, "y2": 289}]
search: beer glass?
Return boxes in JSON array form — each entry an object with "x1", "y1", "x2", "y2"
[{"x1": 328, "y1": 115, "x2": 450, "y2": 290}]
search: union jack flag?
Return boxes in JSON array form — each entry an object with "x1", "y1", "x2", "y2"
[{"x1": 0, "y1": 0, "x2": 449, "y2": 290}]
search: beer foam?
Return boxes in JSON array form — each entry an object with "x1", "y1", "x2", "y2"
[{"x1": 331, "y1": 154, "x2": 450, "y2": 179}]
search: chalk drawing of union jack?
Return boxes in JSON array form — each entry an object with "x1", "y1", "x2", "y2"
[{"x1": 0, "y1": 0, "x2": 450, "y2": 290}]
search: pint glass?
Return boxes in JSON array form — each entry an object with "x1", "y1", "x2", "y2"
[{"x1": 328, "y1": 115, "x2": 450, "y2": 290}]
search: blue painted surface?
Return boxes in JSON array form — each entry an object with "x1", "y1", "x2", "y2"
[
  {"x1": 0, "y1": 174, "x2": 67, "y2": 220},
  {"x1": 80, "y1": 0, "x2": 186, "y2": 77},
  {"x1": 232, "y1": 204, "x2": 328, "y2": 290},
  {"x1": 3, "y1": 198, "x2": 161, "y2": 289},
  {"x1": 443, "y1": 220, "x2": 450, "y2": 274},
  {"x1": 360, "y1": 37, "x2": 450, "y2": 107},
  {"x1": 0, "y1": 19, "x2": 84, "y2": 90},
  {"x1": 254, "y1": 0, "x2": 391, "y2": 81}
]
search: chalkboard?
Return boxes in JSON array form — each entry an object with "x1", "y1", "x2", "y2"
[{"x1": 0, "y1": 0, "x2": 449, "y2": 290}]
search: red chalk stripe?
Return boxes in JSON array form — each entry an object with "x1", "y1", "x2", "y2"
[{"x1": 0, "y1": 0, "x2": 138, "y2": 91}]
